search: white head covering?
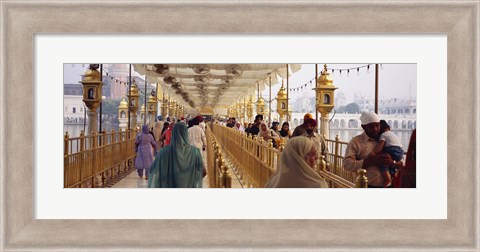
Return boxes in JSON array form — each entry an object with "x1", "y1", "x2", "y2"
[
  {"x1": 258, "y1": 122, "x2": 270, "y2": 140},
  {"x1": 360, "y1": 112, "x2": 380, "y2": 125},
  {"x1": 265, "y1": 137, "x2": 328, "y2": 188}
]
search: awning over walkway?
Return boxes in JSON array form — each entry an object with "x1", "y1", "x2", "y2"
[{"x1": 133, "y1": 64, "x2": 301, "y2": 110}]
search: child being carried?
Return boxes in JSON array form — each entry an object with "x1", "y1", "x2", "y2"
[{"x1": 370, "y1": 120, "x2": 404, "y2": 187}]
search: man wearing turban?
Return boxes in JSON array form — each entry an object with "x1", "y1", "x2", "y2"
[
  {"x1": 343, "y1": 111, "x2": 394, "y2": 187},
  {"x1": 292, "y1": 113, "x2": 328, "y2": 159}
]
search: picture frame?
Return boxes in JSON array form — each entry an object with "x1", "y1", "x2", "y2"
[{"x1": 1, "y1": 0, "x2": 478, "y2": 251}]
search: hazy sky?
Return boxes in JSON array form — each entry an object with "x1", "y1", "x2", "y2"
[{"x1": 64, "y1": 63, "x2": 417, "y2": 104}]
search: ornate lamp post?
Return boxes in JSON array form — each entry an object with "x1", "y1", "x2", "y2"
[
  {"x1": 168, "y1": 99, "x2": 174, "y2": 117},
  {"x1": 128, "y1": 81, "x2": 139, "y2": 130},
  {"x1": 276, "y1": 80, "x2": 288, "y2": 124},
  {"x1": 117, "y1": 98, "x2": 128, "y2": 131},
  {"x1": 256, "y1": 94, "x2": 265, "y2": 116},
  {"x1": 80, "y1": 64, "x2": 102, "y2": 134},
  {"x1": 314, "y1": 64, "x2": 338, "y2": 138},
  {"x1": 138, "y1": 103, "x2": 145, "y2": 128},
  {"x1": 147, "y1": 93, "x2": 156, "y2": 128},
  {"x1": 161, "y1": 95, "x2": 168, "y2": 118},
  {"x1": 246, "y1": 95, "x2": 254, "y2": 122},
  {"x1": 235, "y1": 101, "x2": 241, "y2": 120}
]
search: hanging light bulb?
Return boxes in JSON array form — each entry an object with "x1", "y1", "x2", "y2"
[
  {"x1": 366, "y1": 65, "x2": 370, "y2": 74},
  {"x1": 347, "y1": 69, "x2": 350, "y2": 77},
  {"x1": 380, "y1": 64, "x2": 384, "y2": 70},
  {"x1": 357, "y1": 68, "x2": 360, "y2": 76}
]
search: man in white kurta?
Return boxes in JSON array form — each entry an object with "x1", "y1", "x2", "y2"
[
  {"x1": 343, "y1": 112, "x2": 394, "y2": 187},
  {"x1": 188, "y1": 117, "x2": 207, "y2": 161}
]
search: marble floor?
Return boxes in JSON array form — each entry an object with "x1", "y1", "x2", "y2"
[{"x1": 112, "y1": 151, "x2": 244, "y2": 188}]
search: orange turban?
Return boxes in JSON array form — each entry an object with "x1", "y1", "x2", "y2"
[{"x1": 304, "y1": 113, "x2": 313, "y2": 120}]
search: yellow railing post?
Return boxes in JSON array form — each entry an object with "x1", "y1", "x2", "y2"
[
  {"x1": 216, "y1": 151, "x2": 223, "y2": 188},
  {"x1": 334, "y1": 135, "x2": 340, "y2": 175},
  {"x1": 91, "y1": 131, "x2": 97, "y2": 187},
  {"x1": 79, "y1": 130, "x2": 85, "y2": 188},
  {"x1": 355, "y1": 169, "x2": 368, "y2": 188},
  {"x1": 64, "y1": 132, "x2": 69, "y2": 187},
  {"x1": 220, "y1": 157, "x2": 232, "y2": 188},
  {"x1": 267, "y1": 140, "x2": 273, "y2": 167}
]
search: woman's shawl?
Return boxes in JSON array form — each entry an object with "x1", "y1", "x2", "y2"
[
  {"x1": 265, "y1": 136, "x2": 328, "y2": 188},
  {"x1": 148, "y1": 122, "x2": 204, "y2": 188},
  {"x1": 153, "y1": 121, "x2": 164, "y2": 142}
]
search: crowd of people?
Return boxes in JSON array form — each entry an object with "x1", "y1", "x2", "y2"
[{"x1": 135, "y1": 111, "x2": 416, "y2": 188}]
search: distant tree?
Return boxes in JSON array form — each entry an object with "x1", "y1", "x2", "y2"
[
  {"x1": 344, "y1": 103, "x2": 360, "y2": 114},
  {"x1": 335, "y1": 103, "x2": 360, "y2": 114},
  {"x1": 101, "y1": 98, "x2": 121, "y2": 116}
]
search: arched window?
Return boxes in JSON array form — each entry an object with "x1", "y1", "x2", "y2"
[
  {"x1": 88, "y1": 88, "x2": 94, "y2": 99},
  {"x1": 121, "y1": 111, "x2": 126, "y2": 118},
  {"x1": 388, "y1": 120, "x2": 392, "y2": 127},
  {"x1": 413, "y1": 108, "x2": 416, "y2": 114},
  {"x1": 333, "y1": 119, "x2": 339, "y2": 128},
  {"x1": 408, "y1": 120, "x2": 413, "y2": 129},
  {"x1": 340, "y1": 119, "x2": 346, "y2": 128},
  {"x1": 394, "y1": 120, "x2": 399, "y2": 129},
  {"x1": 281, "y1": 102, "x2": 286, "y2": 109},
  {"x1": 324, "y1": 94, "x2": 330, "y2": 104},
  {"x1": 72, "y1": 107, "x2": 76, "y2": 113},
  {"x1": 293, "y1": 118, "x2": 298, "y2": 126},
  {"x1": 402, "y1": 120, "x2": 407, "y2": 129},
  {"x1": 348, "y1": 119, "x2": 358, "y2": 128}
]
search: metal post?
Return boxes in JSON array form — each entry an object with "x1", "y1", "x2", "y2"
[
  {"x1": 269, "y1": 76, "x2": 272, "y2": 126},
  {"x1": 315, "y1": 64, "x2": 319, "y2": 127},
  {"x1": 127, "y1": 64, "x2": 131, "y2": 131},
  {"x1": 286, "y1": 64, "x2": 289, "y2": 122},
  {"x1": 144, "y1": 65, "x2": 147, "y2": 125},
  {"x1": 99, "y1": 64, "x2": 103, "y2": 133},
  {"x1": 375, "y1": 64, "x2": 379, "y2": 114},
  {"x1": 83, "y1": 105, "x2": 86, "y2": 132}
]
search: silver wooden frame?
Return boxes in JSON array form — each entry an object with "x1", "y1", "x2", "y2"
[{"x1": 1, "y1": 0, "x2": 478, "y2": 251}]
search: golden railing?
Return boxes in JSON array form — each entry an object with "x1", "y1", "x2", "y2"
[
  {"x1": 212, "y1": 124, "x2": 280, "y2": 188},
  {"x1": 205, "y1": 125, "x2": 232, "y2": 188},
  {"x1": 324, "y1": 135, "x2": 356, "y2": 186},
  {"x1": 211, "y1": 124, "x2": 364, "y2": 188},
  {"x1": 64, "y1": 129, "x2": 137, "y2": 188}
]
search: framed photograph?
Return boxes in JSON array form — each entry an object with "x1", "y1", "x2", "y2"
[{"x1": 1, "y1": 0, "x2": 478, "y2": 251}]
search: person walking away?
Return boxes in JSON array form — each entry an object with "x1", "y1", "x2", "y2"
[
  {"x1": 148, "y1": 122, "x2": 204, "y2": 188},
  {"x1": 135, "y1": 125, "x2": 158, "y2": 180},
  {"x1": 161, "y1": 122, "x2": 174, "y2": 146},
  {"x1": 153, "y1": 120, "x2": 164, "y2": 148},
  {"x1": 188, "y1": 117, "x2": 207, "y2": 160}
]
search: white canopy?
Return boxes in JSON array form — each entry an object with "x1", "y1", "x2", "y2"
[{"x1": 133, "y1": 64, "x2": 301, "y2": 110}]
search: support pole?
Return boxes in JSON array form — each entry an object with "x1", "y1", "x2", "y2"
[
  {"x1": 315, "y1": 64, "x2": 319, "y2": 127},
  {"x1": 144, "y1": 65, "x2": 147, "y2": 125},
  {"x1": 269, "y1": 76, "x2": 272, "y2": 126},
  {"x1": 286, "y1": 64, "x2": 289, "y2": 122},
  {"x1": 375, "y1": 64, "x2": 379, "y2": 114},
  {"x1": 99, "y1": 64, "x2": 103, "y2": 133},
  {"x1": 127, "y1": 64, "x2": 131, "y2": 131}
]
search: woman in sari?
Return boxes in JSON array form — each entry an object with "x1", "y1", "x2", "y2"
[
  {"x1": 265, "y1": 136, "x2": 328, "y2": 188},
  {"x1": 148, "y1": 122, "x2": 204, "y2": 188},
  {"x1": 135, "y1": 125, "x2": 158, "y2": 180}
]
